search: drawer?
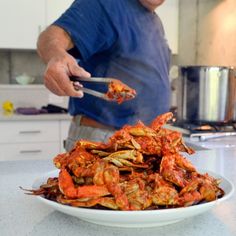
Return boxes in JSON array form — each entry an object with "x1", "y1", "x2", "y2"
[
  {"x1": 0, "y1": 121, "x2": 59, "y2": 143},
  {"x1": 0, "y1": 142, "x2": 60, "y2": 161}
]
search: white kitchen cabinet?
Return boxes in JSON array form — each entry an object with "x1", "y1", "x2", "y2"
[
  {"x1": 0, "y1": 0, "x2": 73, "y2": 49},
  {"x1": 155, "y1": 0, "x2": 179, "y2": 54},
  {"x1": 0, "y1": 119, "x2": 70, "y2": 161},
  {"x1": 0, "y1": 142, "x2": 59, "y2": 161},
  {"x1": 0, "y1": 0, "x2": 178, "y2": 51},
  {"x1": 0, "y1": 121, "x2": 59, "y2": 144},
  {"x1": 46, "y1": 0, "x2": 74, "y2": 26},
  {"x1": 0, "y1": 0, "x2": 45, "y2": 49}
]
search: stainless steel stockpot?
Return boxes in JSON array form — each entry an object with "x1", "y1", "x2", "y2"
[{"x1": 176, "y1": 66, "x2": 236, "y2": 123}]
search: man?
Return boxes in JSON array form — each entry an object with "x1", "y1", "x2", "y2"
[{"x1": 37, "y1": 0, "x2": 171, "y2": 151}]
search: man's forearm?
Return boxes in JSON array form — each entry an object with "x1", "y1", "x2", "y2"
[{"x1": 37, "y1": 25, "x2": 74, "y2": 64}]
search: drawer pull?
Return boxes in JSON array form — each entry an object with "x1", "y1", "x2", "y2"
[
  {"x1": 19, "y1": 150, "x2": 42, "y2": 154},
  {"x1": 19, "y1": 130, "x2": 41, "y2": 134}
]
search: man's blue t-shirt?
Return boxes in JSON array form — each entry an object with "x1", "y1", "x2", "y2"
[{"x1": 54, "y1": 0, "x2": 171, "y2": 129}]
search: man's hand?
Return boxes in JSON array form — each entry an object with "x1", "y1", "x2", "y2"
[
  {"x1": 44, "y1": 52, "x2": 91, "y2": 97},
  {"x1": 37, "y1": 25, "x2": 90, "y2": 97}
]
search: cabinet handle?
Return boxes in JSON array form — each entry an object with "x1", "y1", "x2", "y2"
[
  {"x1": 20, "y1": 150, "x2": 42, "y2": 154},
  {"x1": 19, "y1": 130, "x2": 41, "y2": 134}
]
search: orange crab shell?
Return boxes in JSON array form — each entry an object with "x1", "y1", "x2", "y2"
[{"x1": 106, "y1": 80, "x2": 136, "y2": 104}]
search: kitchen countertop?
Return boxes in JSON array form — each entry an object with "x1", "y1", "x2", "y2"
[
  {"x1": 164, "y1": 124, "x2": 236, "y2": 150},
  {"x1": 0, "y1": 113, "x2": 71, "y2": 121},
  {"x1": 1, "y1": 148, "x2": 236, "y2": 236},
  {"x1": 184, "y1": 136, "x2": 236, "y2": 150}
]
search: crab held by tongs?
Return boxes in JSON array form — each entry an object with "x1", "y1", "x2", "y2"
[{"x1": 70, "y1": 76, "x2": 137, "y2": 104}]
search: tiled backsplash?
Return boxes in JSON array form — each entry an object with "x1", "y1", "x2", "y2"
[{"x1": 0, "y1": 50, "x2": 45, "y2": 84}]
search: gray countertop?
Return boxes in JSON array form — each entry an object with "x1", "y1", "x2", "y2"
[
  {"x1": 0, "y1": 113, "x2": 71, "y2": 121},
  {"x1": 1, "y1": 148, "x2": 236, "y2": 236},
  {"x1": 184, "y1": 136, "x2": 236, "y2": 150}
]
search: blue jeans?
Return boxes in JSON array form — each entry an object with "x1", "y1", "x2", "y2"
[{"x1": 65, "y1": 115, "x2": 115, "y2": 152}]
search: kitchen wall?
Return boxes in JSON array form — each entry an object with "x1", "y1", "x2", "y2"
[
  {"x1": 2, "y1": 0, "x2": 236, "y2": 83},
  {"x1": 178, "y1": 0, "x2": 236, "y2": 66},
  {"x1": 1, "y1": 0, "x2": 236, "y2": 102},
  {"x1": 169, "y1": 0, "x2": 236, "y2": 107}
]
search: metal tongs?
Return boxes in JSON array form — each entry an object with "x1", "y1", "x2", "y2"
[{"x1": 70, "y1": 76, "x2": 115, "y2": 101}]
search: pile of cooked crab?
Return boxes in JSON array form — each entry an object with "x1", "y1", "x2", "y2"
[{"x1": 24, "y1": 112, "x2": 224, "y2": 211}]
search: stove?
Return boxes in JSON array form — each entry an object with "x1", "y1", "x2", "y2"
[{"x1": 165, "y1": 121, "x2": 236, "y2": 142}]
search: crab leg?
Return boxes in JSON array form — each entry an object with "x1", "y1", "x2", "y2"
[{"x1": 58, "y1": 168, "x2": 110, "y2": 199}]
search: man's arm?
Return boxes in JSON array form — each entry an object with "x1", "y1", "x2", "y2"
[
  {"x1": 37, "y1": 25, "x2": 74, "y2": 63},
  {"x1": 37, "y1": 25, "x2": 90, "y2": 97}
]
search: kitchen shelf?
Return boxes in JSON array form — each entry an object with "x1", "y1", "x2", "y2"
[{"x1": 0, "y1": 84, "x2": 69, "y2": 113}]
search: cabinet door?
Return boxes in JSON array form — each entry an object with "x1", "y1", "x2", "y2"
[
  {"x1": 0, "y1": 0, "x2": 45, "y2": 49},
  {"x1": 155, "y1": 0, "x2": 179, "y2": 54},
  {"x1": 46, "y1": 0, "x2": 74, "y2": 26}
]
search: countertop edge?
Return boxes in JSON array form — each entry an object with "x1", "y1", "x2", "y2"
[{"x1": 0, "y1": 113, "x2": 72, "y2": 121}]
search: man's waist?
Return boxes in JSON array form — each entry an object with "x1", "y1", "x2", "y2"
[{"x1": 72, "y1": 115, "x2": 115, "y2": 130}]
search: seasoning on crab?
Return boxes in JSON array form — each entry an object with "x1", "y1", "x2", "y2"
[{"x1": 105, "y1": 79, "x2": 136, "y2": 104}]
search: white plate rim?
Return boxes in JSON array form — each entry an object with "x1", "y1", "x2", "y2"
[
  {"x1": 30, "y1": 170, "x2": 234, "y2": 227},
  {"x1": 32, "y1": 168, "x2": 235, "y2": 216}
]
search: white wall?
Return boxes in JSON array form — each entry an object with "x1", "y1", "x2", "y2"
[
  {"x1": 178, "y1": 0, "x2": 236, "y2": 67},
  {"x1": 198, "y1": 0, "x2": 236, "y2": 66}
]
